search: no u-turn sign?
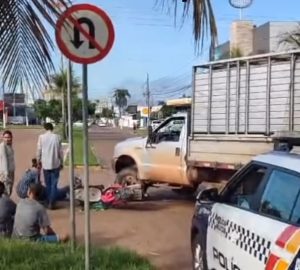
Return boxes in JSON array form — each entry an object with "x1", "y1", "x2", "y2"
[{"x1": 55, "y1": 4, "x2": 115, "y2": 64}]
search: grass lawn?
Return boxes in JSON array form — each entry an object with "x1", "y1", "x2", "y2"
[
  {"x1": 134, "y1": 129, "x2": 148, "y2": 137},
  {"x1": 68, "y1": 128, "x2": 99, "y2": 166},
  {"x1": 0, "y1": 239, "x2": 154, "y2": 270}
]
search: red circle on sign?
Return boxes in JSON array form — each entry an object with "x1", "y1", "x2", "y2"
[{"x1": 55, "y1": 4, "x2": 115, "y2": 64}]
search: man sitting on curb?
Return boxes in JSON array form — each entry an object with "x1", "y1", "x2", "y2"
[
  {"x1": 0, "y1": 181, "x2": 16, "y2": 237},
  {"x1": 13, "y1": 183, "x2": 69, "y2": 243}
]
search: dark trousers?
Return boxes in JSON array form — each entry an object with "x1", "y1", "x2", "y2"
[{"x1": 43, "y1": 168, "x2": 60, "y2": 205}]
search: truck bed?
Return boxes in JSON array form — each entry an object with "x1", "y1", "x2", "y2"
[
  {"x1": 189, "y1": 51, "x2": 300, "y2": 168},
  {"x1": 187, "y1": 134, "x2": 274, "y2": 168}
]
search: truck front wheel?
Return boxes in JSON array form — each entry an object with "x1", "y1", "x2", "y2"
[{"x1": 115, "y1": 168, "x2": 138, "y2": 186}]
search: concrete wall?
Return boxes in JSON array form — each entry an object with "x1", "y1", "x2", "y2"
[
  {"x1": 230, "y1": 20, "x2": 254, "y2": 56},
  {"x1": 253, "y1": 22, "x2": 270, "y2": 54}
]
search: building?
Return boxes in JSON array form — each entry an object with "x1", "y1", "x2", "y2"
[
  {"x1": 215, "y1": 21, "x2": 300, "y2": 60},
  {"x1": 43, "y1": 89, "x2": 62, "y2": 102},
  {"x1": 94, "y1": 97, "x2": 113, "y2": 115}
]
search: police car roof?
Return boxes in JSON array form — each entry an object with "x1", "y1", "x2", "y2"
[{"x1": 253, "y1": 151, "x2": 300, "y2": 173}]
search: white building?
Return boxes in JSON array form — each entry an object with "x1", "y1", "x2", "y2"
[{"x1": 215, "y1": 21, "x2": 300, "y2": 59}]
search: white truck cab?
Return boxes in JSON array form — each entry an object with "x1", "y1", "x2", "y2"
[{"x1": 112, "y1": 113, "x2": 190, "y2": 188}]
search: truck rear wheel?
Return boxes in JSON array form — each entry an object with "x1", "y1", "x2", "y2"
[{"x1": 115, "y1": 168, "x2": 138, "y2": 186}]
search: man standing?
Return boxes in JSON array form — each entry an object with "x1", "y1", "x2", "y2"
[
  {"x1": 0, "y1": 130, "x2": 15, "y2": 196},
  {"x1": 37, "y1": 123, "x2": 63, "y2": 209},
  {"x1": 13, "y1": 183, "x2": 68, "y2": 243}
]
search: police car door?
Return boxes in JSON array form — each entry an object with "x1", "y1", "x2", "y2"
[{"x1": 206, "y1": 162, "x2": 300, "y2": 270}]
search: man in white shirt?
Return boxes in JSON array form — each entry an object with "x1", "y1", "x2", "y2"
[{"x1": 36, "y1": 123, "x2": 63, "y2": 209}]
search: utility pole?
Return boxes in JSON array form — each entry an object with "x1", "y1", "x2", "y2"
[
  {"x1": 146, "y1": 73, "x2": 151, "y2": 126},
  {"x1": 61, "y1": 54, "x2": 66, "y2": 140}
]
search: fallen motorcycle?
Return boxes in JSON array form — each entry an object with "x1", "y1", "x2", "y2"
[{"x1": 74, "y1": 177, "x2": 142, "y2": 208}]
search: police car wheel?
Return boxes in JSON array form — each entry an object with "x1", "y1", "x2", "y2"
[{"x1": 192, "y1": 234, "x2": 207, "y2": 270}]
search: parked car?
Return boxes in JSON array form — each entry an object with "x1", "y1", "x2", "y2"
[
  {"x1": 73, "y1": 121, "x2": 83, "y2": 128},
  {"x1": 191, "y1": 138, "x2": 300, "y2": 270},
  {"x1": 151, "y1": 119, "x2": 163, "y2": 130},
  {"x1": 9, "y1": 118, "x2": 24, "y2": 125},
  {"x1": 97, "y1": 121, "x2": 107, "y2": 127}
]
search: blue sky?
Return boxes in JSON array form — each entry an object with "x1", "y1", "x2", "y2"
[{"x1": 50, "y1": 0, "x2": 300, "y2": 104}]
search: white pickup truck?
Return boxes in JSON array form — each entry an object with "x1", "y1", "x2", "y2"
[{"x1": 112, "y1": 50, "x2": 300, "y2": 193}]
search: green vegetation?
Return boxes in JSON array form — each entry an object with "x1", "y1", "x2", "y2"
[
  {"x1": 71, "y1": 129, "x2": 99, "y2": 166},
  {"x1": 0, "y1": 239, "x2": 154, "y2": 270},
  {"x1": 135, "y1": 129, "x2": 148, "y2": 138}
]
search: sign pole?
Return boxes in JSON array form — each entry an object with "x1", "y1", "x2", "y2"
[
  {"x1": 67, "y1": 59, "x2": 76, "y2": 251},
  {"x1": 55, "y1": 5, "x2": 115, "y2": 268},
  {"x1": 82, "y1": 63, "x2": 90, "y2": 270}
]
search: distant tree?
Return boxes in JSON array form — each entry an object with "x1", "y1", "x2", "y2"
[
  {"x1": 47, "y1": 99, "x2": 62, "y2": 124},
  {"x1": 102, "y1": 108, "x2": 114, "y2": 118},
  {"x1": 33, "y1": 99, "x2": 50, "y2": 122},
  {"x1": 159, "y1": 105, "x2": 176, "y2": 118},
  {"x1": 72, "y1": 98, "x2": 82, "y2": 121},
  {"x1": 88, "y1": 102, "x2": 97, "y2": 116},
  {"x1": 279, "y1": 25, "x2": 300, "y2": 49},
  {"x1": 49, "y1": 65, "x2": 81, "y2": 139},
  {"x1": 230, "y1": 47, "x2": 243, "y2": 58},
  {"x1": 113, "y1": 89, "x2": 131, "y2": 117}
]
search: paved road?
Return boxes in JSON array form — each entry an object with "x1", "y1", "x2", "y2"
[
  {"x1": 11, "y1": 126, "x2": 194, "y2": 270},
  {"x1": 89, "y1": 126, "x2": 194, "y2": 270}
]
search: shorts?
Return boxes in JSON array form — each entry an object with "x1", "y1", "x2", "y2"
[{"x1": 35, "y1": 234, "x2": 60, "y2": 243}]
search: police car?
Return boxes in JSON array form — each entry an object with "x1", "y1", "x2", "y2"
[{"x1": 191, "y1": 138, "x2": 300, "y2": 270}]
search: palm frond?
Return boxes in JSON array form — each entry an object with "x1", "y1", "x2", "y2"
[
  {"x1": 0, "y1": 0, "x2": 70, "y2": 92},
  {"x1": 279, "y1": 24, "x2": 300, "y2": 49},
  {"x1": 156, "y1": 0, "x2": 217, "y2": 52}
]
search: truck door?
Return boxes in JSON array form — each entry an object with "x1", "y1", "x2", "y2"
[{"x1": 142, "y1": 116, "x2": 186, "y2": 184}]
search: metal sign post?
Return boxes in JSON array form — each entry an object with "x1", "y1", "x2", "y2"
[
  {"x1": 55, "y1": 4, "x2": 115, "y2": 269},
  {"x1": 82, "y1": 63, "x2": 90, "y2": 268},
  {"x1": 67, "y1": 59, "x2": 76, "y2": 251}
]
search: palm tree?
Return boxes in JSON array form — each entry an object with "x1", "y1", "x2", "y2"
[
  {"x1": 49, "y1": 65, "x2": 81, "y2": 139},
  {"x1": 279, "y1": 24, "x2": 300, "y2": 49},
  {"x1": 159, "y1": 0, "x2": 218, "y2": 51},
  {"x1": 0, "y1": 0, "x2": 69, "y2": 91},
  {"x1": 113, "y1": 89, "x2": 131, "y2": 117},
  {"x1": 0, "y1": 0, "x2": 217, "y2": 93}
]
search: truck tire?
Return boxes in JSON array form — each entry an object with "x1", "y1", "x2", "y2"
[
  {"x1": 192, "y1": 233, "x2": 208, "y2": 270},
  {"x1": 115, "y1": 168, "x2": 138, "y2": 186}
]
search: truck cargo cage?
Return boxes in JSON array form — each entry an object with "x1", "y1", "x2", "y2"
[{"x1": 192, "y1": 50, "x2": 300, "y2": 136}]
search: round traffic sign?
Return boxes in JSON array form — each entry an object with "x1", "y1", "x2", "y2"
[{"x1": 55, "y1": 4, "x2": 115, "y2": 64}]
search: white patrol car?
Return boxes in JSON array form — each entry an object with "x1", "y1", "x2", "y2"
[{"x1": 191, "y1": 141, "x2": 300, "y2": 270}]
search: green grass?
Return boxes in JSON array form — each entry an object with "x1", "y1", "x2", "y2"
[
  {"x1": 134, "y1": 129, "x2": 148, "y2": 137},
  {"x1": 0, "y1": 239, "x2": 154, "y2": 270},
  {"x1": 55, "y1": 125, "x2": 100, "y2": 166},
  {"x1": 72, "y1": 129, "x2": 99, "y2": 166},
  {"x1": 55, "y1": 125, "x2": 99, "y2": 166}
]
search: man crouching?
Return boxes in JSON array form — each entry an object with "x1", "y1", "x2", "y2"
[{"x1": 13, "y1": 183, "x2": 69, "y2": 243}]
